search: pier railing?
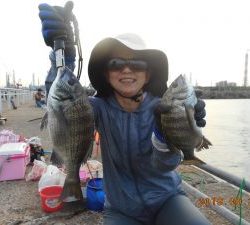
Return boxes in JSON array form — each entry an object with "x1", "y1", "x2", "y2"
[
  {"x1": 182, "y1": 161, "x2": 250, "y2": 224},
  {"x1": 0, "y1": 88, "x2": 34, "y2": 113}
]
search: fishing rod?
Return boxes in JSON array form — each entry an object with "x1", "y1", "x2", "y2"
[
  {"x1": 72, "y1": 13, "x2": 83, "y2": 80},
  {"x1": 54, "y1": 1, "x2": 82, "y2": 80}
]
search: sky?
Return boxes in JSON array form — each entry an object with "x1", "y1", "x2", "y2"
[{"x1": 0, "y1": 0, "x2": 250, "y2": 88}]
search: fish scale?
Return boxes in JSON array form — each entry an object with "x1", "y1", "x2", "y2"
[
  {"x1": 158, "y1": 75, "x2": 212, "y2": 159},
  {"x1": 41, "y1": 67, "x2": 94, "y2": 201}
]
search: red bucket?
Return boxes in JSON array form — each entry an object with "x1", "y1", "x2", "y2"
[{"x1": 39, "y1": 185, "x2": 63, "y2": 212}]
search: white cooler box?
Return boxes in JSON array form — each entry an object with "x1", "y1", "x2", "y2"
[{"x1": 0, "y1": 142, "x2": 30, "y2": 181}]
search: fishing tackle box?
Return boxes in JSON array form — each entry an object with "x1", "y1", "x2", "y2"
[{"x1": 0, "y1": 142, "x2": 30, "y2": 181}]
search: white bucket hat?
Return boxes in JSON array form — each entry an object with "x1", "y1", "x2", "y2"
[{"x1": 88, "y1": 33, "x2": 168, "y2": 97}]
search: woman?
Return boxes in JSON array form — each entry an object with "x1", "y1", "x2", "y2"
[{"x1": 39, "y1": 4, "x2": 210, "y2": 225}]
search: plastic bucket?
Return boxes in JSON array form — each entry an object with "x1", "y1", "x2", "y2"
[
  {"x1": 86, "y1": 178, "x2": 105, "y2": 211},
  {"x1": 39, "y1": 185, "x2": 63, "y2": 212}
]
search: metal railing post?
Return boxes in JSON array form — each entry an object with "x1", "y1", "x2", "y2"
[
  {"x1": 0, "y1": 88, "x2": 35, "y2": 111},
  {"x1": 0, "y1": 90, "x2": 2, "y2": 114}
]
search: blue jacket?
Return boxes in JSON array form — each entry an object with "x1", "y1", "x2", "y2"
[
  {"x1": 89, "y1": 94, "x2": 183, "y2": 220},
  {"x1": 46, "y1": 52, "x2": 184, "y2": 220}
]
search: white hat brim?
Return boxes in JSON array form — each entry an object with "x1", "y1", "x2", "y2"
[{"x1": 88, "y1": 36, "x2": 168, "y2": 97}]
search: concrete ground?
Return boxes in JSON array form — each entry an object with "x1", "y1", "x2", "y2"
[{"x1": 0, "y1": 102, "x2": 249, "y2": 225}]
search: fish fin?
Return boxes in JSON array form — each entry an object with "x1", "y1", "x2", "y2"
[
  {"x1": 59, "y1": 107, "x2": 71, "y2": 131},
  {"x1": 60, "y1": 176, "x2": 83, "y2": 202},
  {"x1": 167, "y1": 142, "x2": 183, "y2": 155},
  {"x1": 184, "y1": 104, "x2": 212, "y2": 152},
  {"x1": 40, "y1": 112, "x2": 48, "y2": 131},
  {"x1": 50, "y1": 150, "x2": 64, "y2": 167},
  {"x1": 181, "y1": 156, "x2": 206, "y2": 166},
  {"x1": 154, "y1": 102, "x2": 172, "y2": 134},
  {"x1": 196, "y1": 136, "x2": 212, "y2": 151},
  {"x1": 184, "y1": 103, "x2": 197, "y2": 132},
  {"x1": 154, "y1": 102, "x2": 172, "y2": 115}
]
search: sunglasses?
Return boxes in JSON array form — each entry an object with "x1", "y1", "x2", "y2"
[{"x1": 107, "y1": 58, "x2": 148, "y2": 71}]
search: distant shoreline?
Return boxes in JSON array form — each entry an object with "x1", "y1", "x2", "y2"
[{"x1": 196, "y1": 86, "x2": 250, "y2": 99}]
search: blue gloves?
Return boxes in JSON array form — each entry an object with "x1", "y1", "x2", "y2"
[
  {"x1": 153, "y1": 126, "x2": 166, "y2": 144},
  {"x1": 38, "y1": 3, "x2": 76, "y2": 63},
  {"x1": 194, "y1": 99, "x2": 206, "y2": 127}
]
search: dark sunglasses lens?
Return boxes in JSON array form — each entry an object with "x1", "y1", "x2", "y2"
[
  {"x1": 129, "y1": 60, "x2": 148, "y2": 71},
  {"x1": 107, "y1": 58, "x2": 148, "y2": 71},
  {"x1": 107, "y1": 58, "x2": 126, "y2": 70}
]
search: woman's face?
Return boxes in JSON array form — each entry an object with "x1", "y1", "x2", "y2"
[{"x1": 106, "y1": 47, "x2": 150, "y2": 98}]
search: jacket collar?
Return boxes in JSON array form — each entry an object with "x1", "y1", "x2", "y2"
[{"x1": 106, "y1": 92, "x2": 159, "y2": 113}]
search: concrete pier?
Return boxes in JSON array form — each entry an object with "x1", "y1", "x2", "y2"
[{"x1": 0, "y1": 103, "x2": 249, "y2": 225}]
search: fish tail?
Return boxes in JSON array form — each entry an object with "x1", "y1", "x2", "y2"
[
  {"x1": 196, "y1": 136, "x2": 212, "y2": 151},
  {"x1": 60, "y1": 176, "x2": 83, "y2": 202}
]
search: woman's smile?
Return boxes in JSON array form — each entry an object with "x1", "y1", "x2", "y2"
[{"x1": 119, "y1": 77, "x2": 136, "y2": 84}]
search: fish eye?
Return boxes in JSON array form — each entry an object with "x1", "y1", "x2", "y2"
[{"x1": 68, "y1": 74, "x2": 77, "y2": 86}]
